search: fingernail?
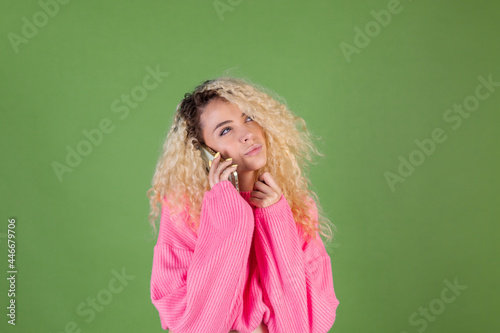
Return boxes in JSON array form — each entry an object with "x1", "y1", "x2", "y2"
[
  {"x1": 214, "y1": 152, "x2": 220, "y2": 159},
  {"x1": 209, "y1": 160, "x2": 212, "y2": 167},
  {"x1": 230, "y1": 164, "x2": 238, "y2": 168},
  {"x1": 226, "y1": 158, "x2": 232, "y2": 162}
]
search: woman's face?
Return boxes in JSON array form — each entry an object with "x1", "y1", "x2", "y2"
[{"x1": 200, "y1": 98, "x2": 267, "y2": 173}]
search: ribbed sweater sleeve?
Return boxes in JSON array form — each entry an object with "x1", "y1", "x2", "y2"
[
  {"x1": 253, "y1": 194, "x2": 339, "y2": 333},
  {"x1": 150, "y1": 180, "x2": 255, "y2": 333}
]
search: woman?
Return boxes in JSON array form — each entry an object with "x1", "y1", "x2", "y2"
[{"x1": 147, "y1": 77, "x2": 339, "y2": 332}]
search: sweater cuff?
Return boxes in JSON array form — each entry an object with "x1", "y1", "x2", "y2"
[{"x1": 205, "y1": 180, "x2": 239, "y2": 200}]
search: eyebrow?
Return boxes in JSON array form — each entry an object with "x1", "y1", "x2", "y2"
[{"x1": 212, "y1": 112, "x2": 246, "y2": 134}]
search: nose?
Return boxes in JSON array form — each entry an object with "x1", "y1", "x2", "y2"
[{"x1": 240, "y1": 127, "x2": 254, "y2": 143}]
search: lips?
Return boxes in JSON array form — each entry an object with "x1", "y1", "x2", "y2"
[{"x1": 245, "y1": 144, "x2": 262, "y2": 155}]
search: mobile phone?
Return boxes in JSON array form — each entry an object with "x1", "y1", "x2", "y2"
[{"x1": 201, "y1": 144, "x2": 239, "y2": 191}]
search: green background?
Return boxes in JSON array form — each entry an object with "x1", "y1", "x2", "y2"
[{"x1": 1, "y1": 0, "x2": 498, "y2": 332}]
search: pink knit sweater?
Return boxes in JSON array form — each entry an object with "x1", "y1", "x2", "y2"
[{"x1": 150, "y1": 180, "x2": 339, "y2": 333}]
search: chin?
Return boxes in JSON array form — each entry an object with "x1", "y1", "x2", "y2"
[
  {"x1": 242, "y1": 152, "x2": 267, "y2": 169},
  {"x1": 244, "y1": 161, "x2": 266, "y2": 172},
  {"x1": 256, "y1": 159, "x2": 267, "y2": 170}
]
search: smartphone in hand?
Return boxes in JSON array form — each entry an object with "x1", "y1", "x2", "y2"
[{"x1": 201, "y1": 144, "x2": 239, "y2": 191}]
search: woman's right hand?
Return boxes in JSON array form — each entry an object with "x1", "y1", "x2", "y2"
[{"x1": 209, "y1": 152, "x2": 238, "y2": 190}]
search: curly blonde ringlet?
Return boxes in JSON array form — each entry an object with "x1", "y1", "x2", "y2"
[{"x1": 147, "y1": 76, "x2": 337, "y2": 245}]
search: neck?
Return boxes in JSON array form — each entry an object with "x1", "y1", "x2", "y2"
[{"x1": 238, "y1": 169, "x2": 259, "y2": 192}]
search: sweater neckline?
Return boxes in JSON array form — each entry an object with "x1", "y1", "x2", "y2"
[{"x1": 239, "y1": 191, "x2": 252, "y2": 201}]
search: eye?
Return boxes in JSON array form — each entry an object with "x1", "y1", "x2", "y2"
[
  {"x1": 219, "y1": 116, "x2": 254, "y2": 136},
  {"x1": 219, "y1": 126, "x2": 231, "y2": 136}
]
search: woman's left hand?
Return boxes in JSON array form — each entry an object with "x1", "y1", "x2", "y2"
[{"x1": 249, "y1": 172, "x2": 283, "y2": 208}]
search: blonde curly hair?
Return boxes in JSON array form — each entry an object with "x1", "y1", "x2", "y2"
[{"x1": 147, "y1": 76, "x2": 336, "y2": 245}]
